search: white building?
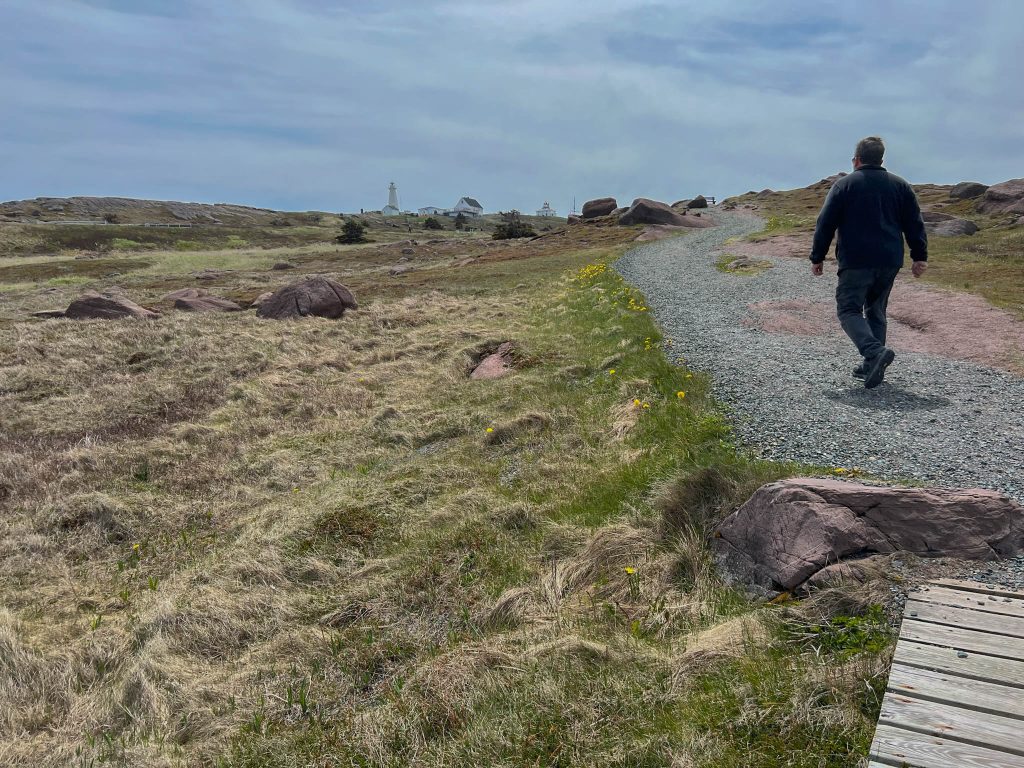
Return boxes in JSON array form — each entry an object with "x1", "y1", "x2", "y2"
[
  {"x1": 382, "y1": 182, "x2": 401, "y2": 217},
  {"x1": 418, "y1": 206, "x2": 444, "y2": 216},
  {"x1": 447, "y1": 197, "x2": 483, "y2": 217},
  {"x1": 536, "y1": 201, "x2": 557, "y2": 217}
]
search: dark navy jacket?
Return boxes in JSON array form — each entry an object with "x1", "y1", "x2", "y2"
[{"x1": 810, "y1": 165, "x2": 927, "y2": 269}]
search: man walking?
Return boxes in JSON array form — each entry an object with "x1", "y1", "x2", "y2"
[{"x1": 811, "y1": 136, "x2": 928, "y2": 389}]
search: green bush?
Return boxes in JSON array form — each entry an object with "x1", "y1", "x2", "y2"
[
  {"x1": 174, "y1": 240, "x2": 204, "y2": 251},
  {"x1": 492, "y1": 220, "x2": 537, "y2": 240},
  {"x1": 422, "y1": 217, "x2": 443, "y2": 230},
  {"x1": 336, "y1": 220, "x2": 367, "y2": 244},
  {"x1": 111, "y1": 238, "x2": 142, "y2": 250}
]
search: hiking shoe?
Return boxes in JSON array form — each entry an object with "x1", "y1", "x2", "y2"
[
  {"x1": 864, "y1": 348, "x2": 895, "y2": 389},
  {"x1": 852, "y1": 360, "x2": 868, "y2": 380}
]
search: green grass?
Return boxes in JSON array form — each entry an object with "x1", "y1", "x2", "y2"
[
  {"x1": 1, "y1": 221, "x2": 891, "y2": 766},
  {"x1": 715, "y1": 253, "x2": 773, "y2": 276}
]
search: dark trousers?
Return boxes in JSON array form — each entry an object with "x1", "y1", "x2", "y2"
[{"x1": 835, "y1": 266, "x2": 900, "y2": 359}]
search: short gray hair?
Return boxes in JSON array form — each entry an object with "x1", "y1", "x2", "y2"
[{"x1": 855, "y1": 136, "x2": 885, "y2": 165}]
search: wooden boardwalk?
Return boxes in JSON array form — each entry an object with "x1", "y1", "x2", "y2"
[{"x1": 869, "y1": 578, "x2": 1024, "y2": 767}]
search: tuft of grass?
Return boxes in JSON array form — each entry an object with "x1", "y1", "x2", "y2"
[{"x1": 715, "y1": 253, "x2": 773, "y2": 276}]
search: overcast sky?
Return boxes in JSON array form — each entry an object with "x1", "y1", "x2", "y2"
[{"x1": 2, "y1": 0, "x2": 1021, "y2": 213}]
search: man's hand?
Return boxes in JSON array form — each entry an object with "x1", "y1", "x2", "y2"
[
  {"x1": 811, "y1": 261, "x2": 824, "y2": 276},
  {"x1": 912, "y1": 260, "x2": 927, "y2": 278}
]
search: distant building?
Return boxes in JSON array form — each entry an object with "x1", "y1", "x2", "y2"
[
  {"x1": 448, "y1": 197, "x2": 483, "y2": 217},
  {"x1": 418, "y1": 206, "x2": 444, "y2": 216},
  {"x1": 382, "y1": 182, "x2": 401, "y2": 217},
  {"x1": 536, "y1": 201, "x2": 557, "y2": 217}
]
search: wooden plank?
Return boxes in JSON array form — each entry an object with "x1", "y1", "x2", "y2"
[
  {"x1": 901, "y1": 619, "x2": 1024, "y2": 661},
  {"x1": 888, "y1": 663, "x2": 1024, "y2": 718},
  {"x1": 905, "y1": 598, "x2": 1024, "y2": 639},
  {"x1": 879, "y1": 695, "x2": 1024, "y2": 756},
  {"x1": 894, "y1": 641, "x2": 1024, "y2": 689},
  {"x1": 914, "y1": 585, "x2": 1024, "y2": 619},
  {"x1": 870, "y1": 723, "x2": 1024, "y2": 767},
  {"x1": 929, "y1": 578, "x2": 1024, "y2": 601}
]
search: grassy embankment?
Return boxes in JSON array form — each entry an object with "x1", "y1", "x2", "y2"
[
  {"x1": 726, "y1": 181, "x2": 1024, "y2": 319},
  {"x1": 0, "y1": 218, "x2": 891, "y2": 766}
]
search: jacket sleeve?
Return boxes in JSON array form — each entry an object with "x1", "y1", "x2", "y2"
[
  {"x1": 810, "y1": 184, "x2": 842, "y2": 263},
  {"x1": 901, "y1": 184, "x2": 928, "y2": 262}
]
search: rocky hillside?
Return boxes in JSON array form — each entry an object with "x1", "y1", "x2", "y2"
[{"x1": 0, "y1": 196, "x2": 321, "y2": 226}]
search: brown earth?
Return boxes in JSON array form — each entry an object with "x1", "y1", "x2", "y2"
[
  {"x1": 747, "y1": 282, "x2": 1024, "y2": 375},
  {"x1": 726, "y1": 233, "x2": 1024, "y2": 375}
]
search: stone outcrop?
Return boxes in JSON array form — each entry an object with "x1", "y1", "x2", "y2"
[
  {"x1": 714, "y1": 478, "x2": 1024, "y2": 593},
  {"x1": 471, "y1": 342, "x2": 517, "y2": 380},
  {"x1": 925, "y1": 217, "x2": 978, "y2": 236},
  {"x1": 174, "y1": 295, "x2": 242, "y2": 312},
  {"x1": 977, "y1": 178, "x2": 1024, "y2": 214},
  {"x1": 619, "y1": 198, "x2": 712, "y2": 228},
  {"x1": 31, "y1": 309, "x2": 66, "y2": 319},
  {"x1": 687, "y1": 195, "x2": 708, "y2": 209},
  {"x1": 256, "y1": 276, "x2": 357, "y2": 320},
  {"x1": 949, "y1": 181, "x2": 988, "y2": 200},
  {"x1": 581, "y1": 197, "x2": 618, "y2": 219},
  {"x1": 65, "y1": 291, "x2": 160, "y2": 320}
]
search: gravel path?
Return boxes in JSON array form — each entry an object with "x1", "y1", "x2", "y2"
[{"x1": 615, "y1": 210, "x2": 1024, "y2": 506}]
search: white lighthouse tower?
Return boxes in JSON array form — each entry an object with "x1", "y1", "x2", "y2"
[{"x1": 382, "y1": 182, "x2": 401, "y2": 216}]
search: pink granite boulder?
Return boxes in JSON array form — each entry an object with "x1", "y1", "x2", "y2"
[{"x1": 714, "y1": 478, "x2": 1024, "y2": 593}]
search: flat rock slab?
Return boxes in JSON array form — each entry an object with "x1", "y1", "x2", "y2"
[
  {"x1": 714, "y1": 477, "x2": 1024, "y2": 592},
  {"x1": 65, "y1": 291, "x2": 160, "y2": 320}
]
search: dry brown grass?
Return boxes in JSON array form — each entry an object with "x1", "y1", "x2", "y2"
[{"x1": 0, "y1": 217, "x2": 887, "y2": 767}]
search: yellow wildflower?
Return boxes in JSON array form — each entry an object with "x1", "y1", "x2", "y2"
[
  {"x1": 624, "y1": 567, "x2": 636, "y2": 575},
  {"x1": 676, "y1": 391, "x2": 686, "y2": 399},
  {"x1": 486, "y1": 427, "x2": 494, "y2": 433}
]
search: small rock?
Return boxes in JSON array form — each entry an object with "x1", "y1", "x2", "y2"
[
  {"x1": 162, "y1": 287, "x2": 208, "y2": 301},
  {"x1": 271, "y1": 262, "x2": 297, "y2": 270}
]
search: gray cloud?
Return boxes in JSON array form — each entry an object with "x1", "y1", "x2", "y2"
[{"x1": 1, "y1": 0, "x2": 1021, "y2": 212}]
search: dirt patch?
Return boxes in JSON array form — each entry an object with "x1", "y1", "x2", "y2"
[
  {"x1": 748, "y1": 277, "x2": 1024, "y2": 375},
  {"x1": 0, "y1": 257, "x2": 151, "y2": 282}
]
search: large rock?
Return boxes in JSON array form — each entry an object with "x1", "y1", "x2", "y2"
[
  {"x1": 977, "y1": 178, "x2": 1024, "y2": 214},
  {"x1": 65, "y1": 291, "x2": 160, "y2": 320},
  {"x1": 714, "y1": 478, "x2": 1024, "y2": 593},
  {"x1": 175, "y1": 295, "x2": 242, "y2": 312},
  {"x1": 256, "y1": 276, "x2": 357, "y2": 320},
  {"x1": 618, "y1": 198, "x2": 688, "y2": 226},
  {"x1": 926, "y1": 217, "x2": 978, "y2": 236},
  {"x1": 687, "y1": 195, "x2": 708, "y2": 209},
  {"x1": 619, "y1": 198, "x2": 713, "y2": 228},
  {"x1": 581, "y1": 197, "x2": 617, "y2": 219},
  {"x1": 921, "y1": 211, "x2": 954, "y2": 222},
  {"x1": 950, "y1": 181, "x2": 988, "y2": 200}
]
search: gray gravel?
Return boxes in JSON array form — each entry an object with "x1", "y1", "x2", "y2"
[{"x1": 616, "y1": 210, "x2": 1024, "y2": 506}]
